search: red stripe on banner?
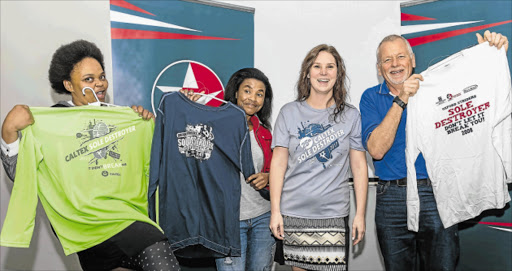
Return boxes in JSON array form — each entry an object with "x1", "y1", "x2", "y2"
[
  {"x1": 110, "y1": 0, "x2": 155, "y2": 16},
  {"x1": 408, "y1": 20, "x2": 512, "y2": 47},
  {"x1": 111, "y1": 28, "x2": 239, "y2": 40},
  {"x1": 478, "y1": 222, "x2": 512, "y2": 227},
  {"x1": 401, "y1": 13, "x2": 435, "y2": 21}
]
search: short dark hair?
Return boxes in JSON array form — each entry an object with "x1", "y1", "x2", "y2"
[
  {"x1": 48, "y1": 40, "x2": 105, "y2": 94},
  {"x1": 224, "y1": 68, "x2": 273, "y2": 130}
]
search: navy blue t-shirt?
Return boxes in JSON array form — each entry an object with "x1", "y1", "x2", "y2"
[{"x1": 149, "y1": 92, "x2": 254, "y2": 258}]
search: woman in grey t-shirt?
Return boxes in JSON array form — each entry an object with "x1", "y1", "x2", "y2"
[{"x1": 269, "y1": 44, "x2": 369, "y2": 271}]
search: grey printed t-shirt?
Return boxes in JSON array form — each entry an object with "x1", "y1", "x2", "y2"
[{"x1": 272, "y1": 100, "x2": 364, "y2": 219}]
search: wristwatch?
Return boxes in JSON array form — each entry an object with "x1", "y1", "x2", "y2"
[{"x1": 393, "y1": 96, "x2": 407, "y2": 110}]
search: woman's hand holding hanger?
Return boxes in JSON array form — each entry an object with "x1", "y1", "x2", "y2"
[
  {"x1": 131, "y1": 105, "x2": 155, "y2": 121},
  {"x1": 180, "y1": 89, "x2": 205, "y2": 102}
]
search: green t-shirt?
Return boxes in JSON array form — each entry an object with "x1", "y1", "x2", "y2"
[{"x1": 0, "y1": 106, "x2": 160, "y2": 255}]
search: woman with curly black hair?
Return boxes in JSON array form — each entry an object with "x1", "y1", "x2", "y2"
[
  {"x1": 220, "y1": 68, "x2": 275, "y2": 271},
  {"x1": 1, "y1": 40, "x2": 180, "y2": 271},
  {"x1": 48, "y1": 39, "x2": 109, "y2": 104}
]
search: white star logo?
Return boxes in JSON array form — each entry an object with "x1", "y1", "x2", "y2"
[{"x1": 152, "y1": 60, "x2": 225, "y2": 113}]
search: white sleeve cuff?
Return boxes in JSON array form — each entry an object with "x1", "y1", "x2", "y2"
[{"x1": 1, "y1": 137, "x2": 19, "y2": 157}]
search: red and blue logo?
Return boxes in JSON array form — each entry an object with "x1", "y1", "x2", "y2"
[
  {"x1": 109, "y1": 0, "x2": 253, "y2": 111},
  {"x1": 152, "y1": 61, "x2": 225, "y2": 113}
]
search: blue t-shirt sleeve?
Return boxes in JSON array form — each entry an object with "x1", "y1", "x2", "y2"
[
  {"x1": 271, "y1": 106, "x2": 290, "y2": 149},
  {"x1": 359, "y1": 90, "x2": 381, "y2": 151}
]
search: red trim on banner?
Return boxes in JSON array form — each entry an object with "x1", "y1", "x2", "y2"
[
  {"x1": 110, "y1": 0, "x2": 156, "y2": 16},
  {"x1": 401, "y1": 13, "x2": 435, "y2": 21},
  {"x1": 478, "y1": 222, "x2": 512, "y2": 227},
  {"x1": 111, "y1": 28, "x2": 238, "y2": 40},
  {"x1": 408, "y1": 20, "x2": 512, "y2": 47}
]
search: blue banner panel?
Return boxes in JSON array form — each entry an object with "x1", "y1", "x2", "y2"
[
  {"x1": 402, "y1": 1, "x2": 512, "y2": 270},
  {"x1": 402, "y1": 0, "x2": 512, "y2": 74},
  {"x1": 110, "y1": 0, "x2": 254, "y2": 112}
]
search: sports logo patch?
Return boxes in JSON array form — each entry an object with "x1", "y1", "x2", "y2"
[{"x1": 177, "y1": 123, "x2": 215, "y2": 160}]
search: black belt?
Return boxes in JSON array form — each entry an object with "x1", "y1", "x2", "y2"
[{"x1": 379, "y1": 178, "x2": 431, "y2": 186}]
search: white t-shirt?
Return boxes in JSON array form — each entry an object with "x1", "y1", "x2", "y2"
[{"x1": 406, "y1": 42, "x2": 512, "y2": 231}]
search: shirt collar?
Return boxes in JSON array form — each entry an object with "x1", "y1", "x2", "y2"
[{"x1": 378, "y1": 81, "x2": 390, "y2": 95}]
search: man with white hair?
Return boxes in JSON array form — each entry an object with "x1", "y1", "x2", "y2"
[{"x1": 359, "y1": 30, "x2": 508, "y2": 270}]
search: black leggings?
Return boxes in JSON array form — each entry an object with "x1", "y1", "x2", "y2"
[{"x1": 120, "y1": 240, "x2": 180, "y2": 271}]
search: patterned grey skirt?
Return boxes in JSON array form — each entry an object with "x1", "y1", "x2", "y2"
[{"x1": 283, "y1": 215, "x2": 349, "y2": 271}]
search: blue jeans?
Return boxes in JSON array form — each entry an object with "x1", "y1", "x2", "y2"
[
  {"x1": 215, "y1": 211, "x2": 275, "y2": 271},
  {"x1": 375, "y1": 181, "x2": 459, "y2": 271}
]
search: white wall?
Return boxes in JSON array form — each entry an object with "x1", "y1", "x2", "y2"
[
  {"x1": 1, "y1": 1, "x2": 400, "y2": 270},
  {"x1": 1, "y1": 1, "x2": 111, "y2": 270},
  {"x1": 223, "y1": 0, "x2": 402, "y2": 178},
  {"x1": 238, "y1": 1, "x2": 398, "y2": 120}
]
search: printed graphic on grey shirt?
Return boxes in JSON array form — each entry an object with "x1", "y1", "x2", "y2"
[{"x1": 297, "y1": 121, "x2": 345, "y2": 168}]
